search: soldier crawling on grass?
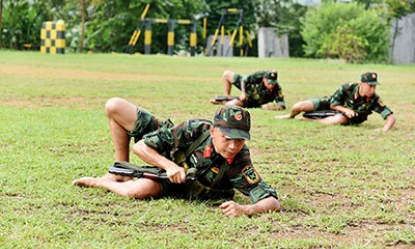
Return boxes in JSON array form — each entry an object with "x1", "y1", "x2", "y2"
[
  {"x1": 73, "y1": 98, "x2": 280, "y2": 217},
  {"x1": 210, "y1": 70, "x2": 286, "y2": 111},
  {"x1": 275, "y1": 72, "x2": 396, "y2": 132}
]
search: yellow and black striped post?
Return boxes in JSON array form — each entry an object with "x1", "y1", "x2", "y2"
[
  {"x1": 168, "y1": 19, "x2": 193, "y2": 56},
  {"x1": 244, "y1": 30, "x2": 253, "y2": 56},
  {"x1": 126, "y1": 3, "x2": 150, "y2": 54},
  {"x1": 226, "y1": 9, "x2": 244, "y2": 56},
  {"x1": 189, "y1": 22, "x2": 197, "y2": 56},
  {"x1": 144, "y1": 19, "x2": 152, "y2": 54},
  {"x1": 210, "y1": 11, "x2": 225, "y2": 54},
  {"x1": 143, "y1": 18, "x2": 196, "y2": 56},
  {"x1": 167, "y1": 20, "x2": 175, "y2": 55},
  {"x1": 40, "y1": 20, "x2": 66, "y2": 54}
]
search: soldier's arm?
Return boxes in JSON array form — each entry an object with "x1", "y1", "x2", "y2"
[
  {"x1": 329, "y1": 84, "x2": 357, "y2": 118},
  {"x1": 239, "y1": 80, "x2": 247, "y2": 101},
  {"x1": 330, "y1": 104, "x2": 357, "y2": 119},
  {"x1": 133, "y1": 121, "x2": 205, "y2": 184},
  {"x1": 261, "y1": 104, "x2": 285, "y2": 111},
  {"x1": 133, "y1": 140, "x2": 186, "y2": 183},
  {"x1": 219, "y1": 196, "x2": 280, "y2": 217},
  {"x1": 272, "y1": 87, "x2": 286, "y2": 110},
  {"x1": 372, "y1": 97, "x2": 395, "y2": 132},
  {"x1": 381, "y1": 113, "x2": 396, "y2": 132}
]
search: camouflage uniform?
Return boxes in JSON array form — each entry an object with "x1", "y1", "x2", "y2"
[
  {"x1": 127, "y1": 107, "x2": 166, "y2": 143},
  {"x1": 310, "y1": 73, "x2": 393, "y2": 124},
  {"x1": 127, "y1": 106, "x2": 279, "y2": 203},
  {"x1": 328, "y1": 82, "x2": 393, "y2": 124},
  {"x1": 232, "y1": 70, "x2": 285, "y2": 108}
]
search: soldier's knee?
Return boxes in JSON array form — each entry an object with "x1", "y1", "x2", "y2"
[
  {"x1": 222, "y1": 71, "x2": 234, "y2": 81},
  {"x1": 129, "y1": 179, "x2": 160, "y2": 199},
  {"x1": 105, "y1": 97, "x2": 123, "y2": 115},
  {"x1": 292, "y1": 101, "x2": 312, "y2": 111},
  {"x1": 125, "y1": 188, "x2": 145, "y2": 198},
  {"x1": 323, "y1": 115, "x2": 348, "y2": 125}
]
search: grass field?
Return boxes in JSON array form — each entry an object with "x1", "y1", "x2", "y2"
[{"x1": 0, "y1": 50, "x2": 414, "y2": 248}]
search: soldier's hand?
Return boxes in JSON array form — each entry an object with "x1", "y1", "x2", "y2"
[
  {"x1": 166, "y1": 165, "x2": 186, "y2": 184},
  {"x1": 219, "y1": 201, "x2": 247, "y2": 217},
  {"x1": 345, "y1": 110, "x2": 357, "y2": 118}
]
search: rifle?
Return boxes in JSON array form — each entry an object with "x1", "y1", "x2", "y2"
[
  {"x1": 214, "y1": 96, "x2": 239, "y2": 102},
  {"x1": 302, "y1": 110, "x2": 339, "y2": 119},
  {"x1": 109, "y1": 165, "x2": 198, "y2": 182}
]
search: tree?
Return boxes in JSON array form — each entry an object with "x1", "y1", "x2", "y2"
[
  {"x1": 73, "y1": 0, "x2": 204, "y2": 53},
  {"x1": 301, "y1": 2, "x2": 390, "y2": 63},
  {"x1": 1, "y1": 0, "x2": 31, "y2": 49},
  {"x1": 0, "y1": 0, "x2": 3, "y2": 48},
  {"x1": 80, "y1": 0, "x2": 105, "y2": 52}
]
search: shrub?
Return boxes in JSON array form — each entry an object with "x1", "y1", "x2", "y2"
[
  {"x1": 301, "y1": 2, "x2": 390, "y2": 63},
  {"x1": 319, "y1": 25, "x2": 367, "y2": 63}
]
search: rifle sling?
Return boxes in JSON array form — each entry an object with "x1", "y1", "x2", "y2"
[
  {"x1": 177, "y1": 130, "x2": 229, "y2": 189},
  {"x1": 174, "y1": 130, "x2": 210, "y2": 165},
  {"x1": 210, "y1": 160, "x2": 228, "y2": 189}
]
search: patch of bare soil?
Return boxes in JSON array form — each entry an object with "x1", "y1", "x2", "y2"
[
  {"x1": 2, "y1": 66, "x2": 195, "y2": 82},
  {"x1": 3, "y1": 97, "x2": 107, "y2": 109}
]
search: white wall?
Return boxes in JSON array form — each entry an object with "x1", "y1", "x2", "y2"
[
  {"x1": 206, "y1": 35, "x2": 233, "y2": 57},
  {"x1": 391, "y1": 13, "x2": 415, "y2": 64},
  {"x1": 257, "y1": 27, "x2": 289, "y2": 58}
]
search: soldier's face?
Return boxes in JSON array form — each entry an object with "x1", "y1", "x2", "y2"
[
  {"x1": 263, "y1": 77, "x2": 276, "y2": 90},
  {"x1": 360, "y1": 82, "x2": 376, "y2": 97},
  {"x1": 210, "y1": 127, "x2": 245, "y2": 159}
]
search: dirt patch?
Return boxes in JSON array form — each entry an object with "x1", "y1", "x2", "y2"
[
  {"x1": 2, "y1": 66, "x2": 197, "y2": 82},
  {"x1": 3, "y1": 97, "x2": 106, "y2": 109}
]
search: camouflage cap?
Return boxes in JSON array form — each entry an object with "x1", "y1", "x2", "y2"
[
  {"x1": 213, "y1": 105, "x2": 251, "y2": 140},
  {"x1": 265, "y1": 70, "x2": 278, "y2": 84},
  {"x1": 361, "y1": 72, "x2": 380, "y2": 85}
]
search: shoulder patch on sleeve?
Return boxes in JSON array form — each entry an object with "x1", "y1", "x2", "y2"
[
  {"x1": 377, "y1": 98, "x2": 385, "y2": 107},
  {"x1": 242, "y1": 165, "x2": 260, "y2": 184}
]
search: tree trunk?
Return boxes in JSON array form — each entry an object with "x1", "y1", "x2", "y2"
[{"x1": 80, "y1": 0, "x2": 85, "y2": 52}]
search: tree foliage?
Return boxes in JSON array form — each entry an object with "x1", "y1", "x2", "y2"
[
  {"x1": 356, "y1": 0, "x2": 415, "y2": 19},
  {"x1": 301, "y1": 2, "x2": 390, "y2": 63},
  {"x1": 1, "y1": 0, "x2": 413, "y2": 59},
  {"x1": 0, "y1": 0, "x2": 67, "y2": 49},
  {"x1": 319, "y1": 26, "x2": 367, "y2": 63},
  {"x1": 0, "y1": 0, "x2": 3, "y2": 48},
  {"x1": 0, "y1": 0, "x2": 206, "y2": 53}
]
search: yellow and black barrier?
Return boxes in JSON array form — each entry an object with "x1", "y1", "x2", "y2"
[
  {"x1": 40, "y1": 20, "x2": 66, "y2": 54},
  {"x1": 209, "y1": 8, "x2": 250, "y2": 57},
  {"x1": 143, "y1": 18, "x2": 198, "y2": 56},
  {"x1": 126, "y1": 4, "x2": 150, "y2": 54}
]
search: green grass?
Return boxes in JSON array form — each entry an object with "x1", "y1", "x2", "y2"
[{"x1": 1, "y1": 50, "x2": 414, "y2": 248}]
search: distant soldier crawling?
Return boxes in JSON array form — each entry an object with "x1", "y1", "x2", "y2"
[
  {"x1": 275, "y1": 72, "x2": 396, "y2": 132},
  {"x1": 210, "y1": 70, "x2": 286, "y2": 111},
  {"x1": 73, "y1": 98, "x2": 280, "y2": 217}
]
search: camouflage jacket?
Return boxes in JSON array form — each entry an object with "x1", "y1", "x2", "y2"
[
  {"x1": 329, "y1": 82, "x2": 393, "y2": 123},
  {"x1": 242, "y1": 71, "x2": 285, "y2": 108},
  {"x1": 143, "y1": 118, "x2": 278, "y2": 203}
]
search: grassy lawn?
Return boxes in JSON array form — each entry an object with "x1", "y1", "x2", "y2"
[{"x1": 0, "y1": 50, "x2": 414, "y2": 248}]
